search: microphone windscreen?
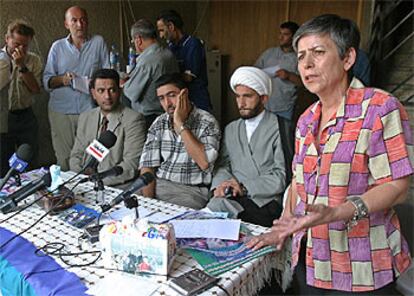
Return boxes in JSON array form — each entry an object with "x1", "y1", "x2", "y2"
[
  {"x1": 16, "y1": 144, "x2": 33, "y2": 162},
  {"x1": 43, "y1": 172, "x2": 52, "y2": 187},
  {"x1": 98, "y1": 131, "x2": 117, "y2": 149},
  {"x1": 141, "y1": 172, "x2": 155, "y2": 185}
]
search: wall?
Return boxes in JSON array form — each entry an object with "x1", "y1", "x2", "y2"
[
  {"x1": 207, "y1": 0, "x2": 366, "y2": 124},
  {"x1": 1, "y1": 0, "x2": 369, "y2": 162},
  {"x1": 0, "y1": 0, "x2": 198, "y2": 167}
]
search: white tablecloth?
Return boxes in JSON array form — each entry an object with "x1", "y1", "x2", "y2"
[{"x1": 0, "y1": 172, "x2": 290, "y2": 295}]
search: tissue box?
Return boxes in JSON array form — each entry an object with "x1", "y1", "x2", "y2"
[{"x1": 100, "y1": 220, "x2": 176, "y2": 275}]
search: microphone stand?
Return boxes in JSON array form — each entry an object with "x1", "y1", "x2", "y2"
[
  {"x1": 83, "y1": 174, "x2": 107, "y2": 244},
  {"x1": 123, "y1": 195, "x2": 139, "y2": 219},
  {"x1": 93, "y1": 177, "x2": 106, "y2": 205},
  {"x1": 14, "y1": 172, "x2": 22, "y2": 187}
]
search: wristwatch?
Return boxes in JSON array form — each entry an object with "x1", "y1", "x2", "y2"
[
  {"x1": 347, "y1": 196, "x2": 369, "y2": 229},
  {"x1": 177, "y1": 123, "x2": 188, "y2": 135},
  {"x1": 18, "y1": 65, "x2": 29, "y2": 73}
]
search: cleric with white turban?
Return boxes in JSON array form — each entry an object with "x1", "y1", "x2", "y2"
[
  {"x1": 230, "y1": 66, "x2": 272, "y2": 97},
  {"x1": 206, "y1": 65, "x2": 286, "y2": 228}
]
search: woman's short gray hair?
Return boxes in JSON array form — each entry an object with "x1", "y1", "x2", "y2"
[
  {"x1": 293, "y1": 14, "x2": 360, "y2": 59},
  {"x1": 130, "y1": 19, "x2": 157, "y2": 40}
]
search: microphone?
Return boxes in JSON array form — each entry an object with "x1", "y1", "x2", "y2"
[
  {"x1": 0, "y1": 172, "x2": 52, "y2": 214},
  {"x1": 80, "y1": 166, "x2": 123, "y2": 183},
  {"x1": 101, "y1": 172, "x2": 154, "y2": 213},
  {"x1": 0, "y1": 144, "x2": 33, "y2": 191},
  {"x1": 82, "y1": 130, "x2": 117, "y2": 171}
]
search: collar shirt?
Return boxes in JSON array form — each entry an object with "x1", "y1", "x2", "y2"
[
  {"x1": 244, "y1": 110, "x2": 265, "y2": 143},
  {"x1": 291, "y1": 78, "x2": 413, "y2": 292},
  {"x1": 0, "y1": 47, "x2": 42, "y2": 132},
  {"x1": 168, "y1": 35, "x2": 211, "y2": 111},
  {"x1": 98, "y1": 107, "x2": 124, "y2": 136},
  {"x1": 139, "y1": 106, "x2": 221, "y2": 185},
  {"x1": 43, "y1": 35, "x2": 109, "y2": 114}
]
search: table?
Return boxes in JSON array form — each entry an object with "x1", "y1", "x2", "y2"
[{"x1": 0, "y1": 172, "x2": 290, "y2": 295}]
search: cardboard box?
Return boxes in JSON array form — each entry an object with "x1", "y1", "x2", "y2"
[{"x1": 100, "y1": 219, "x2": 176, "y2": 275}]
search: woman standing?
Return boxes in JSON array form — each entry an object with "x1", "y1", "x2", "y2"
[{"x1": 247, "y1": 14, "x2": 413, "y2": 295}]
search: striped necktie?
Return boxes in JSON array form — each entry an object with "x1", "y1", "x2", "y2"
[{"x1": 100, "y1": 116, "x2": 109, "y2": 134}]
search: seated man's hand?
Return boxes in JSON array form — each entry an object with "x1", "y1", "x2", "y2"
[
  {"x1": 213, "y1": 178, "x2": 244, "y2": 198},
  {"x1": 174, "y1": 88, "x2": 192, "y2": 131}
]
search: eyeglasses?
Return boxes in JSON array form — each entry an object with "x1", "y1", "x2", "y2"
[{"x1": 130, "y1": 35, "x2": 140, "y2": 45}]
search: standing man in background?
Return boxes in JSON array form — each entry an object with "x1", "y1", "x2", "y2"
[
  {"x1": 123, "y1": 19, "x2": 178, "y2": 129},
  {"x1": 157, "y1": 10, "x2": 212, "y2": 112},
  {"x1": 255, "y1": 21, "x2": 302, "y2": 182},
  {"x1": 43, "y1": 6, "x2": 109, "y2": 171},
  {"x1": 0, "y1": 20, "x2": 42, "y2": 177}
]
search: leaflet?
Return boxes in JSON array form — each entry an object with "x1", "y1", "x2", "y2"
[{"x1": 170, "y1": 219, "x2": 241, "y2": 240}]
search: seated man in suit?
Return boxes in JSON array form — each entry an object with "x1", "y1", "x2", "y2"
[
  {"x1": 208, "y1": 66, "x2": 286, "y2": 227},
  {"x1": 139, "y1": 73, "x2": 221, "y2": 209},
  {"x1": 70, "y1": 69, "x2": 146, "y2": 187}
]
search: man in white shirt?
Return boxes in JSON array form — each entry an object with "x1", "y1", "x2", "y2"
[
  {"x1": 208, "y1": 66, "x2": 286, "y2": 227},
  {"x1": 43, "y1": 6, "x2": 109, "y2": 171}
]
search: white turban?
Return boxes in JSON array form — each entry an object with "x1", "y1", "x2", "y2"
[{"x1": 230, "y1": 66, "x2": 272, "y2": 97}]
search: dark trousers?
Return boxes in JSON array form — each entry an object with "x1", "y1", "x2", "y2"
[
  {"x1": 230, "y1": 196, "x2": 283, "y2": 227},
  {"x1": 0, "y1": 108, "x2": 38, "y2": 177},
  {"x1": 293, "y1": 241, "x2": 400, "y2": 295}
]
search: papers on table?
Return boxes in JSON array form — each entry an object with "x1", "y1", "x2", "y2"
[
  {"x1": 146, "y1": 211, "x2": 186, "y2": 224},
  {"x1": 101, "y1": 208, "x2": 241, "y2": 240},
  {"x1": 262, "y1": 65, "x2": 281, "y2": 77},
  {"x1": 200, "y1": 207, "x2": 229, "y2": 218},
  {"x1": 100, "y1": 206, "x2": 155, "y2": 223},
  {"x1": 87, "y1": 273, "x2": 159, "y2": 296},
  {"x1": 170, "y1": 219, "x2": 241, "y2": 240},
  {"x1": 71, "y1": 75, "x2": 90, "y2": 94}
]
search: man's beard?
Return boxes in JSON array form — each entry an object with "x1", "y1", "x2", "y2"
[{"x1": 239, "y1": 102, "x2": 263, "y2": 120}]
